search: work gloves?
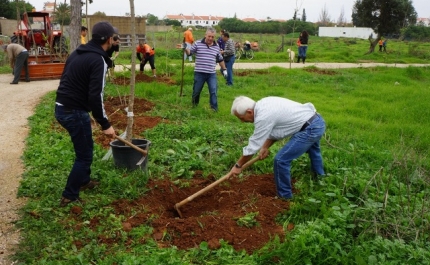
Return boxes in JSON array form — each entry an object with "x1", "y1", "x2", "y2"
[{"x1": 222, "y1": 69, "x2": 228, "y2": 78}]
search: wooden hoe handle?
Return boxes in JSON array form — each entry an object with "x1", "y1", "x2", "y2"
[
  {"x1": 114, "y1": 135, "x2": 148, "y2": 156},
  {"x1": 174, "y1": 156, "x2": 260, "y2": 217}
]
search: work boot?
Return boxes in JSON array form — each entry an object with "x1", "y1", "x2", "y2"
[
  {"x1": 302, "y1": 57, "x2": 306, "y2": 64},
  {"x1": 297, "y1": 56, "x2": 301, "y2": 63}
]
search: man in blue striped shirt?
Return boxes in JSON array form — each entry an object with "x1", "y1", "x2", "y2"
[
  {"x1": 229, "y1": 96, "x2": 326, "y2": 200},
  {"x1": 184, "y1": 28, "x2": 227, "y2": 111}
]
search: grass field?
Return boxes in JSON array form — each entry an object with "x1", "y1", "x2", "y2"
[
  {"x1": 1, "y1": 28, "x2": 430, "y2": 265},
  {"x1": 12, "y1": 54, "x2": 430, "y2": 264}
]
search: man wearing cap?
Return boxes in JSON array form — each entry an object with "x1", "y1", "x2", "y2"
[
  {"x1": 136, "y1": 40, "x2": 156, "y2": 77},
  {"x1": 228, "y1": 96, "x2": 326, "y2": 200},
  {"x1": 55, "y1": 21, "x2": 117, "y2": 207},
  {"x1": 183, "y1": 27, "x2": 194, "y2": 62},
  {"x1": 3, "y1": 43, "x2": 30, "y2": 84}
]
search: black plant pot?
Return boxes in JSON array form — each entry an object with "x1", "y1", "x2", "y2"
[{"x1": 110, "y1": 139, "x2": 151, "y2": 171}]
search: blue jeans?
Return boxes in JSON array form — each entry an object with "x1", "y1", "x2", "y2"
[
  {"x1": 55, "y1": 105, "x2": 93, "y2": 200},
  {"x1": 273, "y1": 114, "x2": 326, "y2": 199},
  {"x1": 298, "y1": 46, "x2": 308, "y2": 58},
  {"x1": 192, "y1": 71, "x2": 218, "y2": 111},
  {"x1": 225, "y1": 55, "x2": 235, "y2": 86}
]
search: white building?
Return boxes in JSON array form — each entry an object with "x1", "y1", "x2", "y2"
[
  {"x1": 163, "y1": 14, "x2": 224, "y2": 28},
  {"x1": 417, "y1": 18, "x2": 430, "y2": 26},
  {"x1": 318, "y1": 26, "x2": 377, "y2": 39}
]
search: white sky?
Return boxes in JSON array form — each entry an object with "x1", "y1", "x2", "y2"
[{"x1": 29, "y1": 0, "x2": 429, "y2": 23}]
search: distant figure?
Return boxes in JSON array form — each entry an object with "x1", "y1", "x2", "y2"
[
  {"x1": 3, "y1": 43, "x2": 30, "y2": 84},
  {"x1": 136, "y1": 40, "x2": 156, "y2": 77},
  {"x1": 244, "y1": 40, "x2": 251, "y2": 51},
  {"x1": 221, "y1": 32, "x2": 235, "y2": 86},
  {"x1": 107, "y1": 30, "x2": 120, "y2": 76},
  {"x1": 382, "y1": 39, "x2": 387, "y2": 52},
  {"x1": 81, "y1": 26, "x2": 88, "y2": 44},
  {"x1": 183, "y1": 27, "x2": 194, "y2": 62},
  {"x1": 297, "y1": 30, "x2": 309, "y2": 64},
  {"x1": 378, "y1": 39, "x2": 383, "y2": 52},
  {"x1": 217, "y1": 29, "x2": 226, "y2": 51}
]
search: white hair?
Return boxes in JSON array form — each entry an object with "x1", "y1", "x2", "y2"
[
  {"x1": 231, "y1": 96, "x2": 256, "y2": 115},
  {"x1": 188, "y1": 27, "x2": 193, "y2": 31},
  {"x1": 206, "y1": 27, "x2": 216, "y2": 34}
]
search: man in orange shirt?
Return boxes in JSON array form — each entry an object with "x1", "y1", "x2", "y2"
[
  {"x1": 183, "y1": 27, "x2": 194, "y2": 62},
  {"x1": 136, "y1": 40, "x2": 156, "y2": 77}
]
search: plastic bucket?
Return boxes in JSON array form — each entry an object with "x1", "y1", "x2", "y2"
[{"x1": 110, "y1": 139, "x2": 150, "y2": 171}]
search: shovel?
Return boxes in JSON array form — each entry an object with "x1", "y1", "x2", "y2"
[
  {"x1": 174, "y1": 156, "x2": 260, "y2": 218},
  {"x1": 114, "y1": 135, "x2": 148, "y2": 165}
]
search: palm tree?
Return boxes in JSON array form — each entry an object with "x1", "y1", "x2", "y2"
[{"x1": 53, "y1": 3, "x2": 71, "y2": 25}]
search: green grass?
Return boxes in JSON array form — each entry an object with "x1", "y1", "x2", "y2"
[
  {"x1": 0, "y1": 33, "x2": 430, "y2": 264},
  {"x1": 9, "y1": 38, "x2": 430, "y2": 264}
]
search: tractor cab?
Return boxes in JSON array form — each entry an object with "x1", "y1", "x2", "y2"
[{"x1": 11, "y1": 12, "x2": 66, "y2": 55}]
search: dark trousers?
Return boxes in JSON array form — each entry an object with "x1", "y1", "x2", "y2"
[
  {"x1": 12, "y1": 51, "x2": 29, "y2": 83},
  {"x1": 55, "y1": 105, "x2": 93, "y2": 200},
  {"x1": 140, "y1": 55, "x2": 155, "y2": 71}
]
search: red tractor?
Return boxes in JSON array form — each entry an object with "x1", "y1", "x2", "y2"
[{"x1": 11, "y1": 11, "x2": 67, "y2": 55}]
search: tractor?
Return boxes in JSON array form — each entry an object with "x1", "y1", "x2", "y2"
[{"x1": 11, "y1": 11, "x2": 67, "y2": 56}]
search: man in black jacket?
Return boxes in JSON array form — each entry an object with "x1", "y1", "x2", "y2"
[{"x1": 55, "y1": 21, "x2": 117, "y2": 207}]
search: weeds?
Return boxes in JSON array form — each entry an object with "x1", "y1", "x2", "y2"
[{"x1": 13, "y1": 63, "x2": 430, "y2": 264}]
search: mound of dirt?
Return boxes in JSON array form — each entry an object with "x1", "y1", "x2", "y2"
[
  {"x1": 94, "y1": 96, "x2": 164, "y2": 147},
  {"x1": 70, "y1": 174, "x2": 295, "y2": 254}
]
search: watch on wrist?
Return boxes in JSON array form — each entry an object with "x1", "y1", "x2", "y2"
[{"x1": 235, "y1": 163, "x2": 241, "y2": 168}]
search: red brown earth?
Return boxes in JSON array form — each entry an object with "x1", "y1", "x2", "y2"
[{"x1": 86, "y1": 76, "x2": 295, "y2": 254}]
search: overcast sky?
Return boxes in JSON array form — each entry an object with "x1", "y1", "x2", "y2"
[{"x1": 29, "y1": 0, "x2": 429, "y2": 23}]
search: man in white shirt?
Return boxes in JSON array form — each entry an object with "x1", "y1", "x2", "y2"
[{"x1": 229, "y1": 96, "x2": 326, "y2": 200}]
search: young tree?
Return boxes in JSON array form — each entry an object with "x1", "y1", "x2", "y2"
[
  {"x1": 146, "y1": 13, "x2": 159, "y2": 25},
  {"x1": 301, "y1": 9, "x2": 306, "y2": 22},
  {"x1": 352, "y1": 0, "x2": 417, "y2": 53},
  {"x1": 318, "y1": 4, "x2": 331, "y2": 26},
  {"x1": 337, "y1": 6, "x2": 347, "y2": 26}
]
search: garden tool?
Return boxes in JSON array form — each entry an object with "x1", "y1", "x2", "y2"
[
  {"x1": 102, "y1": 131, "x2": 126, "y2": 160},
  {"x1": 180, "y1": 46, "x2": 185, "y2": 97},
  {"x1": 174, "y1": 156, "x2": 260, "y2": 218},
  {"x1": 114, "y1": 135, "x2": 148, "y2": 165}
]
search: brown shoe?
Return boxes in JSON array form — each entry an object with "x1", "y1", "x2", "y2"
[
  {"x1": 80, "y1": 180, "x2": 100, "y2": 191},
  {"x1": 60, "y1": 197, "x2": 83, "y2": 207}
]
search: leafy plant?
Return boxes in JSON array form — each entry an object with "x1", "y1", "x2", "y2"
[{"x1": 235, "y1": 212, "x2": 259, "y2": 228}]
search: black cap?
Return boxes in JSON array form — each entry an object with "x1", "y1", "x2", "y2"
[{"x1": 92, "y1": 21, "x2": 116, "y2": 42}]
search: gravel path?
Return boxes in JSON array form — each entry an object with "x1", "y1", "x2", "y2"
[{"x1": 0, "y1": 75, "x2": 59, "y2": 265}]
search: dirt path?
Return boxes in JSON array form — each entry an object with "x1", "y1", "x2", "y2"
[{"x1": 0, "y1": 75, "x2": 59, "y2": 265}]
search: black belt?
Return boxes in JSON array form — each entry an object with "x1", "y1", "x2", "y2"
[{"x1": 300, "y1": 113, "x2": 319, "y2": 131}]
